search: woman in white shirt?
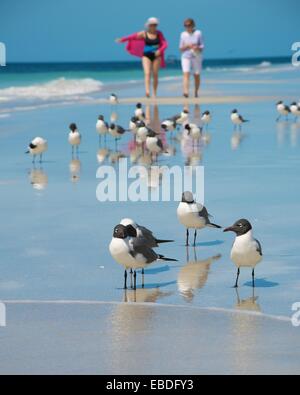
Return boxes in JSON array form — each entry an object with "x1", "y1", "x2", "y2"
[{"x1": 180, "y1": 19, "x2": 204, "y2": 98}]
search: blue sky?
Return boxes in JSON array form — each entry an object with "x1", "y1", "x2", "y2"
[{"x1": 0, "y1": 0, "x2": 299, "y2": 62}]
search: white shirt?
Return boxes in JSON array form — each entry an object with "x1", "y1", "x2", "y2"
[{"x1": 180, "y1": 30, "x2": 204, "y2": 59}]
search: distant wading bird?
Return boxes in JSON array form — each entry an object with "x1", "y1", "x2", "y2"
[
  {"x1": 276, "y1": 101, "x2": 290, "y2": 122},
  {"x1": 96, "y1": 115, "x2": 109, "y2": 145},
  {"x1": 68, "y1": 123, "x2": 81, "y2": 156},
  {"x1": 231, "y1": 109, "x2": 249, "y2": 130},
  {"x1": 224, "y1": 219, "x2": 263, "y2": 288},
  {"x1": 26, "y1": 137, "x2": 48, "y2": 164}
]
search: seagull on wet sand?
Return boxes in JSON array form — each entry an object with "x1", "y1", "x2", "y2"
[
  {"x1": 224, "y1": 219, "x2": 263, "y2": 288},
  {"x1": 135, "y1": 103, "x2": 145, "y2": 120},
  {"x1": 184, "y1": 124, "x2": 202, "y2": 145},
  {"x1": 26, "y1": 137, "x2": 48, "y2": 163},
  {"x1": 201, "y1": 111, "x2": 212, "y2": 129},
  {"x1": 145, "y1": 129, "x2": 164, "y2": 159},
  {"x1": 109, "y1": 224, "x2": 177, "y2": 289},
  {"x1": 96, "y1": 115, "x2": 109, "y2": 145},
  {"x1": 290, "y1": 102, "x2": 300, "y2": 122},
  {"x1": 276, "y1": 101, "x2": 290, "y2": 122},
  {"x1": 109, "y1": 93, "x2": 118, "y2": 105},
  {"x1": 68, "y1": 123, "x2": 81, "y2": 156},
  {"x1": 231, "y1": 109, "x2": 249, "y2": 130},
  {"x1": 109, "y1": 123, "x2": 126, "y2": 148},
  {"x1": 177, "y1": 191, "x2": 222, "y2": 246}
]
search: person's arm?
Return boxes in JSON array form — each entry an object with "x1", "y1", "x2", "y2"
[
  {"x1": 192, "y1": 31, "x2": 204, "y2": 51},
  {"x1": 179, "y1": 33, "x2": 192, "y2": 52},
  {"x1": 116, "y1": 31, "x2": 145, "y2": 43}
]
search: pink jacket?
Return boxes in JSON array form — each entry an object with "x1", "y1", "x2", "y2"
[{"x1": 120, "y1": 31, "x2": 168, "y2": 68}]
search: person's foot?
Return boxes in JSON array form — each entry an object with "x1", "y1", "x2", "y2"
[
  {"x1": 183, "y1": 93, "x2": 189, "y2": 98},
  {"x1": 146, "y1": 93, "x2": 150, "y2": 98},
  {"x1": 195, "y1": 92, "x2": 199, "y2": 98}
]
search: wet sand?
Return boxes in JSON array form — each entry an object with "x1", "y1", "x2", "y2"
[{"x1": 0, "y1": 302, "x2": 298, "y2": 375}]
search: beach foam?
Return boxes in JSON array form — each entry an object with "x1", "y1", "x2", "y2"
[{"x1": 0, "y1": 77, "x2": 103, "y2": 102}]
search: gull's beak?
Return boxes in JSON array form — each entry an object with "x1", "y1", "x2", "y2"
[{"x1": 223, "y1": 226, "x2": 234, "y2": 233}]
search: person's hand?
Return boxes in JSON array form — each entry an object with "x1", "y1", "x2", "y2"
[
  {"x1": 155, "y1": 50, "x2": 161, "y2": 58},
  {"x1": 115, "y1": 38, "x2": 122, "y2": 44}
]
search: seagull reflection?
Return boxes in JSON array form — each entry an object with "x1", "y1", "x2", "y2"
[
  {"x1": 110, "y1": 111, "x2": 118, "y2": 123},
  {"x1": 290, "y1": 122, "x2": 300, "y2": 147},
  {"x1": 234, "y1": 288, "x2": 261, "y2": 313},
  {"x1": 178, "y1": 248, "x2": 221, "y2": 302},
  {"x1": 69, "y1": 159, "x2": 81, "y2": 183},
  {"x1": 201, "y1": 132, "x2": 211, "y2": 146},
  {"x1": 29, "y1": 167, "x2": 48, "y2": 190},
  {"x1": 97, "y1": 148, "x2": 109, "y2": 164},
  {"x1": 276, "y1": 121, "x2": 289, "y2": 146},
  {"x1": 231, "y1": 131, "x2": 245, "y2": 150},
  {"x1": 123, "y1": 287, "x2": 173, "y2": 303}
]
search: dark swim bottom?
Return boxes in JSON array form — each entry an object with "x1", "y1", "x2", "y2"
[{"x1": 143, "y1": 53, "x2": 156, "y2": 62}]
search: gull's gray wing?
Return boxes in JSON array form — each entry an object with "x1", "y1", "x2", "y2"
[
  {"x1": 137, "y1": 225, "x2": 157, "y2": 248},
  {"x1": 198, "y1": 205, "x2": 210, "y2": 224},
  {"x1": 130, "y1": 237, "x2": 158, "y2": 264},
  {"x1": 255, "y1": 239, "x2": 263, "y2": 256}
]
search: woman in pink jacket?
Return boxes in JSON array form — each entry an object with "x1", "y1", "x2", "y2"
[{"x1": 116, "y1": 17, "x2": 168, "y2": 98}]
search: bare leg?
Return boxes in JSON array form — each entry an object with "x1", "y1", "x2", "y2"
[
  {"x1": 234, "y1": 268, "x2": 240, "y2": 288},
  {"x1": 142, "y1": 57, "x2": 152, "y2": 98},
  {"x1": 133, "y1": 271, "x2": 137, "y2": 291},
  {"x1": 194, "y1": 74, "x2": 200, "y2": 97},
  {"x1": 183, "y1": 72, "x2": 190, "y2": 97},
  {"x1": 152, "y1": 58, "x2": 161, "y2": 98},
  {"x1": 193, "y1": 229, "x2": 197, "y2": 247},
  {"x1": 186, "y1": 229, "x2": 190, "y2": 247},
  {"x1": 124, "y1": 270, "x2": 128, "y2": 290},
  {"x1": 142, "y1": 268, "x2": 145, "y2": 289},
  {"x1": 252, "y1": 268, "x2": 255, "y2": 288}
]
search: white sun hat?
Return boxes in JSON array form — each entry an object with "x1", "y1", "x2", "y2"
[{"x1": 145, "y1": 17, "x2": 159, "y2": 27}]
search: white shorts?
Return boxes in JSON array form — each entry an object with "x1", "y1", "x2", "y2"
[{"x1": 181, "y1": 56, "x2": 202, "y2": 75}]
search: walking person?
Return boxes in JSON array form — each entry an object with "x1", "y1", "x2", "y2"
[
  {"x1": 180, "y1": 19, "x2": 204, "y2": 98},
  {"x1": 116, "y1": 18, "x2": 168, "y2": 98}
]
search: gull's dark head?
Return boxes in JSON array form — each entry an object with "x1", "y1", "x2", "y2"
[
  {"x1": 182, "y1": 191, "x2": 194, "y2": 204},
  {"x1": 136, "y1": 103, "x2": 142, "y2": 109},
  {"x1": 232, "y1": 109, "x2": 238, "y2": 114},
  {"x1": 110, "y1": 123, "x2": 116, "y2": 130},
  {"x1": 113, "y1": 225, "x2": 128, "y2": 239},
  {"x1": 69, "y1": 123, "x2": 77, "y2": 132},
  {"x1": 224, "y1": 219, "x2": 252, "y2": 236},
  {"x1": 203, "y1": 111, "x2": 210, "y2": 115},
  {"x1": 98, "y1": 115, "x2": 104, "y2": 121},
  {"x1": 277, "y1": 101, "x2": 283, "y2": 106},
  {"x1": 131, "y1": 116, "x2": 139, "y2": 123}
]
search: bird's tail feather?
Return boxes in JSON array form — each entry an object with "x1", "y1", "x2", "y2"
[
  {"x1": 155, "y1": 239, "x2": 174, "y2": 244},
  {"x1": 25, "y1": 150, "x2": 29, "y2": 154},
  {"x1": 208, "y1": 223, "x2": 222, "y2": 229},
  {"x1": 158, "y1": 255, "x2": 178, "y2": 262}
]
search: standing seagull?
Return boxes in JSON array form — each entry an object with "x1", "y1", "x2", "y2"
[
  {"x1": 26, "y1": 137, "x2": 48, "y2": 164},
  {"x1": 201, "y1": 111, "x2": 212, "y2": 130},
  {"x1": 224, "y1": 219, "x2": 263, "y2": 288},
  {"x1": 231, "y1": 109, "x2": 249, "y2": 130},
  {"x1": 135, "y1": 103, "x2": 145, "y2": 120},
  {"x1": 96, "y1": 115, "x2": 109, "y2": 145},
  {"x1": 109, "y1": 224, "x2": 177, "y2": 290},
  {"x1": 120, "y1": 218, "x2": 174, "y2": 248},
  {"x1": 276, "y1": 101, "x2": 290, "y2": 122},
  {"x1": 184, "y1": 124, "x2": 202, "y2": 146},
  {"x1": 145, "y1": 130, "x2": 164, "y2": 160},
  {"x1": 109, "y1": 93, "x2": 118, "y2": 105},
  {"x1": 177, "y1": 191, "x2": 222, "y2": 247},
  {"x1": 290, "y1": 102, "x2": 300, "y2": 122},
  {"x1": 68, "y1": 123, "x2": 81, "y2": 157},
  {"x1": 109, "y1": 123, "x2": 126, "y2": 149}
]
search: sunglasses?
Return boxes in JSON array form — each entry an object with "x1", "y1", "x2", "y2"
[{"x1": 185, "y1": 24, "x2": 193, "y2": 28}]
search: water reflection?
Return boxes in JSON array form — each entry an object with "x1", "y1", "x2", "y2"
[
  {"x1": 69, "y1": 159, "x2": 81, "y2": 183},
  {"x1": 234, "y1": 288, "x2": 261, "y2": 313},
  {"x1": 231, "y1": 131, "x2": 245, "y2": 150},
  {"x1": 178, "y1": 248, "x2": 221, "y2": 302},
  {"x1": 123, "y1": 287, "x2": 173, "y2": 303},
  {"x1": 29, "y1": 167, "x2": 48, "y2": 190}
]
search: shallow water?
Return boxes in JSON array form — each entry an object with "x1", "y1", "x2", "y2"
[{"x1": 0, "y1": 65, "x2": 300, "y2": 322}]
